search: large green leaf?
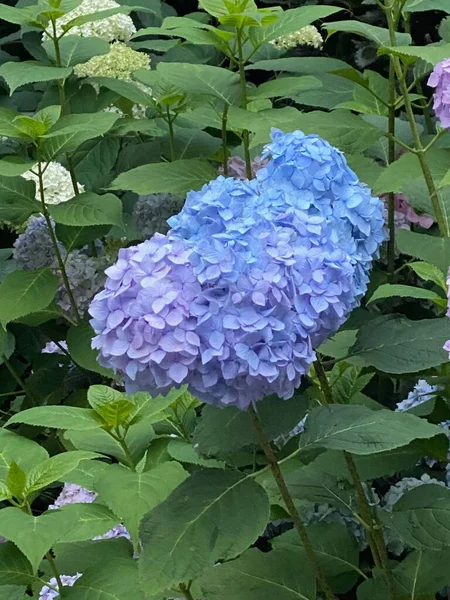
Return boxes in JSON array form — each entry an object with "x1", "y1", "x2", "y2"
[
  {"x1": 0, "y1": 158, "x2": 36, "y2": 177},
  {"x1": 0, "y1": 175, "x2": 40, "y2": 225},
  {"x1": 0, "y1": 584, "x2": 27, "y2": 599},
  {"x1": 193, "y1": 394, "x2": 309, "y2": 458},
  {"x1": 397, "y1": 229, "x2": 450, "y2": 274},
  {"x1": 48, "y1": 192, "x2": 123, "y2": 227},
  {"x1": 404, "y1": 0, "x2": 450, "y2": 11},
  {"x1": 250, "y1": 76, "x2": 321, "y2": 100},
  {"x1": 67, "y1": 321, "x2": 115, "y2": 378},
  {"x1": 0, "y1": 108, "x2": 35, "y2": 139},
  {"x1": 157, "y1": 62, "x2": 241, "y2": 105},
  {"x1": 88, "y1": 77, "x2": 154, "y2": 106},
  {"x1": 43, "y1": 35, "x2": 110, "y2": 66},
  {"x1": 348, "y1": 315, "x2": 449, "y2": 373},
  {"x1": 368, "y1": 284, "x2": 443, "y2": 305},
  {"x1": 41, "y1": 112, "x2": 119, "y2": 158},
  {"x1": 0, "y1": 429, "x2": 48, "y2": 482},
  {"x1": 299, "y1": 405, "x2": 442, "y2": 455},
  {"x1": 391, "y1": 548, "x2": 450, "y2": 599},
  {"x1": 199, "y1": 546, "x2": 316, "y2": 600},
  {"x1": 25, "y1": 451, "x2": 100, "y2": 494},
  {"x1": 0, "y1": 62, "x2": 72, "y2": 94},
  {"x1": 324, "y1": 21, "x2": 410, "y2": 46},
  {"x1": 0, "y1": 269, "x2": 59, "y2": 324},
  {"x1": 247, "y1": 57, "x2": 349, "y2": 74},
  {"x1": 292, "y1": 73, "x2": 355, "y2": 110},
  {"x1": 52, "y1": 538, "x2": 133, "y2": 574},
  {"x1": 94, "y1": 462, "x2": 187, "y2": 543},
  {"x1": 5, "y1": 406, "x2": 104, "y2": 430},
  {"x1": 248, "y1": 6, "x2": 341, "y2": 50},
  {"x1": 139, "y1": 469, "x2": 270, "y2": 595},
  {"x1": 0, "y1": 4, "x2": 41, "y2": 25},
  {"x1": 385, "y1": 485, "x2": 450, "y2": 550},
  {"x1": 62, "y1": 558, "x2": 145, "y2": 600},
  {"x1": 0, "y1": 508, "x2": 78, "y2": 572},
  {"x1": 0, "y1": 543, "x2": 33, "y2": 586},
  {"x1": 57, "y1": 503, "x2": 121, "y2": 542},
  {"x1": 72, "y1": 137, "x2": 120, "y2": 192},
  {"x1": 110, "y1": 158, "x2": 218, "y2": 195},
  {"x1": 379, "y1": 44, "x2": 450, "y2": 65}
]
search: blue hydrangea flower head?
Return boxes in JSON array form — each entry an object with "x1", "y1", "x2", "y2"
[
  {"x1": 90, "y1": 129, "x2": 385, "y2": 409},
  {"x1": 395, "y1": 379, "x2": 439, "y2": 412}
]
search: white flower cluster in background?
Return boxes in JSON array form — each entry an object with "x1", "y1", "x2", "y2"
[
  {"x1": 21, "y1": 162, "x2": 83, "y2": 206},
  {"x1": 75, "y1": 42, "x2": 152, "y2": 119},
  {"x1": 270, "y1": 25, "x2": 323, "y2": 50},
  {"x1": 46, "y1": 0, "x2": 136, "y2": 42},
  {"x1": 39, "y1": 573, "x2": 82, "y2": 600}
]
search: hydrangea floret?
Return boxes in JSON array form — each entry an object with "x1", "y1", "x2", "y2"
[
  {"x1": 270, "y1": 25, "x2": 323, "y2": 50},
  {"x1": 45, "y1": 0, "x2": 135, "y2": 42},
  {"x1": 218, "y1": 155, "x2": 268, "y2": 180},
  {"x1": 39, "y1": 573, "x2": 82, "y2": 600},
  {"x1": 428, "y1": 58, "x2": 450, "y2": 129},
  {"x1": 90, "y1": 129, "x2": 385, "y2": 409},
  {"x1": 132, "y1": 193, "x2": 182, "y2": 239},
  {"x1": 382, "y1": 193, "x2": 433, "y2": 230},
  {"x1": 21, "y1": 162, "x2": 83, "y2": 206}
]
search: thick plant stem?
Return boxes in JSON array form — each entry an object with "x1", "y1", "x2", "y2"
[
  {"x1": 3, "y1": 357, "x2": 37, "y2": 406},
  {"x1": 384, "y1": 3, "x2": 450, "y2": 237},
  {"x1": 166, "y1": 108, "x2": 176, "y2": 161},
  {"x1": 46, "y1": 551, "x2": 63, "y2": 590},
  {"x1": 65, "y1": 154, "x2": 80, "y2": 196},
  {"x1": 179, "y1": 583, "x2": 195, "y2": 600},
  {"x1": 37, "y1": 161, "x2": 82, "y2": 323},
  {"x1": 236, "y1": 29, "x2": 252, "y2": 180},
  {"x1": 221, "y1": 104, "x2": 229, "y2": 175},
  {"x1": 314, "y1": 358, "x2": 397, "y2": 595},
  {"x1": 387, "y1": 61, "x2": 396, "y2": 280},
  {"x1": 248, "y1": 403, "x2": 336, "y2": 600}
]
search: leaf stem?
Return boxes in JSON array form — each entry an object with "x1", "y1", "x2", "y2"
[
  {"x1": 179, "y1": 583, "x2": 195, "y2": 600},
  {"x1": 384, "y1": 2, "x2": 450, "y2": 237},
  {"x1": 236, "y1": 27, "x2": 252, "y2": 180},
  {"x1": 37, "y1": 160, "x2": 81, "y2": 323},
  {"x1": 387, "y1": 60, "x2": 396, "y2": 280},
  {"x1": 166, "y1": 108, "x2": 176, "y2": 162},
  {"x1": 2, "y1": 357, "x2": 37, "y2": 406},
  {"x1": 110, "y1": 430, "x2": 136, "y2": 471},
  {"x1": 221, "y1": 104, "x2": 229, "y2": 176},
  {"x1": 248, "y1": 403, "x2": 336, "y2": 600},
  {"x1": 45, "y1": 551, "x2": 64, "y2": 591}
]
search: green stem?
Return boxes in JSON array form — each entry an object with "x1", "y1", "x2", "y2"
[
  {"x1": 179, "y1": 583, "x2": 195, "y2": 600},
  {"x1": 45, "y1": 551, "x2": 63, "y2": 591},
  {"x1": 384, "y1": 3, "x2": 450, "y2": 237},
  {"x1": 222, "y1": 104, "x2": 229, "y2": 176},
  {"x1": 166, "y1": 108, "x2": 176, "y2": 162},
  {"x1": 37, "y1": 161, "x2": 82, "y2": 323},
  {"x1": 111, "y1": 430, "x2": 136, "y2": 471},
  {"x1": 51, "y1": 20, "x2": 66, "y2": 113},
  {"x1": 387, "y1": 60, "x2": 396, "y2": 280},
  {"x1": 248, "y1": 403, "x2": 336, "y2": 600},
  {"x1": 3, "y1": 357, "x2": 37, "y2": 406},
  {"x1": 236, "y1": 28, "x2": 252, "y2": 180}
]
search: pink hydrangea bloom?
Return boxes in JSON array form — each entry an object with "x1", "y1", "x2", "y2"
[
  {"x1": 382, "y1": 193, "x2": 434, "y2": 230},
  {"x1": 218, "y1": 155, "x2": 268, "y2": 179},
  {"x1": 428, "y1": 58, "x2": 450, "y2": 128}
]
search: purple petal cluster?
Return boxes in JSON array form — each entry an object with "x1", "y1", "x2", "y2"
[
  {"x1": 428, "y1": 58, "x2": 450, "y2": 129},
  {"x1": 90, "y1": 129, "x2": 384, "y2": 409}
]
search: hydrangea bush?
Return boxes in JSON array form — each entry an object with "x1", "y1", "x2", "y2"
[{"x1": 0, "y1": 1, "x2": 449, "y2": 599}]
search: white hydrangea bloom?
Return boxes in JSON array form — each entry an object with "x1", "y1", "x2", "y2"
[
  {"x1": 39, "y1": 573, "x2": 82, "y2": 600},
  {"x1": 21, "y1": 162, "x2": 84, "y2": 206},
  {"x1": 74, "y1": 41, "x2": 149, "y2": 79},
  {"x1": 46, "y1": 0, "x2": 135, "y2": 42},
  {"x1": 270, "y1": 25, "x2": 323, "y2": 50}
]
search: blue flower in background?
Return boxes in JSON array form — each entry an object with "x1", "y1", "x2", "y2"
[{"x1": 90, "y1": 129, "x2": 385, "y2": 409}]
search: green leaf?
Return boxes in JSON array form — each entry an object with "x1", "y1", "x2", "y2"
[
  {"x1": 128, "y1": 389, "x2": 179, "y2": 425},
  {"x1": 67, "y1": 321, "x2": 115, "y2": 378},
  {"x1": 409, "y1": 261, "x2": 447, "y2": 291},
  {"x1": 48, "y1": 192, "x2": 123, "y2": 227},
  {"x1": 193, "y1": 394, "x2": 309, "y2": 458},
  {"x1": 110, "y1": 159, "x2": 218, "y2": 196},
  {"x1": 0, "y1": 429, "x2": 49, "y2": 482},
  {"x1": 324, "y1": 21, "x2": 411, "y2": 46},
  {"x1": 346, "y1": 154, "x2": 384, "y2": 190},
  {"x1": 41, "y1": 112, "x2": 119, "y2": 158},
  {"x1": 404, "y1": 0, "x2": 450, "y2": 11},
  {"x1": 139, "y1": 469, "x2": 270, "y2": 595},
  {"x1": 199, "y1": 546, "x2": 316, "y2": 600},
  {"x1": 157, "y1": 62, "x2": 241, "y2": 105},
  {"x1": 61, "y1": 558, "x2": 145, "y2": 600},
  {"x1": 0, "y1": 62, "x2": 72, "y2": 95},
  {"x1": 55, "y1": 224, "x2": 111, "y2": 252},
  {"x1": 247, "y1": 57, "x2": 351, "y2": 75},
  {"x1": 25, "y1": 451, "x2": 100, "y2": 494},
  {"x1": 5, "y1": 406, "x2": 104, "y2": 431},
  {"x1": 330, "y1": 365, "x2": 374, "y2": 405},
  {"x1": 0, "y1": 269, "x2": 59, "y2": 325},
  {"x1": 397, "y1": 229, "x2": 450, "y2": 274},
  {"x1": 368, "y1": 284, "x2": 443, "y2": 304},
  {"x1": 87, "y1": 385, "x2": 134, "y2": 428},
  {"x1": 299, "y1": 405, "x2": 442, "y2": 455},
  {"x1": 0, "y1": 507, "x2": 78, "y2": 572},
  {"x1": 43, "y1": 35, "x2": 110, "y2": 66},
  {"x1": 88, "y1": 77, "x2": 154, "y2": 106},
  {"x1": 391, "y1": 548, "x2": 450, "y2": 599},
  {"x1": 440, "y1": 17, "x2": 450, "y2": 43},
  {"x1": 0, "y1": 543, "x2": 33, "y2": 586},
  {"x1": 0, "y1": 584, "x2": 27, "y2": 599},
  {"x1": 379, "y1": 43, "x2": 450, "y2": 66},
  {"x1": 348, "y1": 315, "x2": 449, "y2": 373},
  {"x1": 0, "y1": 175, "x2": 40, "y2": 225},
  {"x1": 0, "y1": 4, "x2": 41, "y2": 26},
  {"x1": 275, "y1": 523, "x2": 360, "y2": 593},
  {"x1": 167, "y1": 439, "x2": 225, "y2": 468},
  {"x1": 95, "y1": 462, "x2": 187, "y2": 543},
  {"x1": 0, "y1": 158, "x2": 36, "y2": 177},
  {"x1": 52, "y1": 538, "x2": 133, "y2": 574},
  {"x1": 57, "y1": 503, "x2": 121, "y2": 542},
  {"x1": 71, "y1": 137, "x2": 120, "y2": 192},
  {"x1": 248, "y1": 6, "x2": 341, "y2": 50},
  {"x1": 386, "y1": 485, "x2": 450, "y2": 550},
  {"x1": 6, "y1": 462, "x2": 26, "y2": 500},
  {"x1": 250, "y1": 76, "x2": 321, "y2": 100}
]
